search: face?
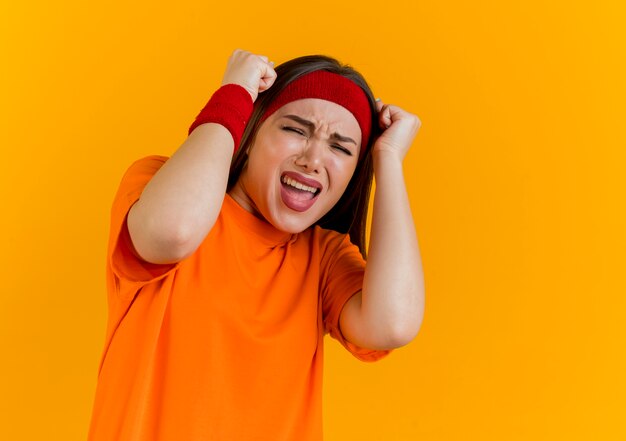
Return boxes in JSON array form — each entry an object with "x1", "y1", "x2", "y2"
[{"x1": 228, "y1": 98, "x2": 362, "y2": 233}]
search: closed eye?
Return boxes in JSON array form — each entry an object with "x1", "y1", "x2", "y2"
[
  {"x1": 283, "y1": 126, "x2": 352, "y2": 156},
  {"x1": 332, "y1": 144, "x2": 352, "y2": 156},
  {"x1": 282, "y1": 126, "x2": 305, "y2": 136}
]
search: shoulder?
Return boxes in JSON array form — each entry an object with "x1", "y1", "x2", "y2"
[
  {"x1": 313, "y1": 225, "x2": 363, "y2": 266},
  {"x1": 313, "y1": 224, "x2": 350, "y2": 250},
  {"x1": 113, "y1": 155, "x2": 172, "y2": 203},
  {"x1": 116, "y1": 155, "x2": 171, "y2": 189},
  {"x1": 123, "y1": 155, "x2": 170, "y2": 176}
]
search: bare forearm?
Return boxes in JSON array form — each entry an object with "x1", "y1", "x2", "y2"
[
  {"x1": 133, "y1": 123, "x2": 234, "y2": 254},
  {"x1": 361, "y1": 151, "x2": 425, "y2": 342},
  {"x1": 132, "y1": 51, "x2": 277, "y2": 259}
]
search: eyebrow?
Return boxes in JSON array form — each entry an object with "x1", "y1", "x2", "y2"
[{"x1": 282, "y1": 114, "x2": 357, "y2": 145}]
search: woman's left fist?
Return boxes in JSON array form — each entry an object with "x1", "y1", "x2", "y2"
[{"x1": 373, "y1": 99, "x2": 421, "y2": 161}]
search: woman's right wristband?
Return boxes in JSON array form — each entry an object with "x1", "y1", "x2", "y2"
[{"x1": 188, "y1": 84, "x2": 254, "y2": 153}]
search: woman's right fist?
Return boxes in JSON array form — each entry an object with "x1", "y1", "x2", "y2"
[{"x1": 221, "y1": 49, "x2": 277, "y2": 103}]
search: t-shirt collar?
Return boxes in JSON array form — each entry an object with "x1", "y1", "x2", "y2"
[{"x1": 223, "y1": 193, "x2": 297, "y2": 247}]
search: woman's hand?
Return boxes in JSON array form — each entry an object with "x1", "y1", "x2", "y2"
[
  {"x1": 373, "y1": 99, "x2": 422, "y2": 161},
  {"x1": 221, "y1": 49, "x2": 277, "y2": 102}
]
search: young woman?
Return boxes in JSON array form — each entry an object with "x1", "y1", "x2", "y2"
[{"x1": 88, "y1": 49, "x2": 424, "y2": 441}]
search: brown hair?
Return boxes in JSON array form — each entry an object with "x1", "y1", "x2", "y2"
[{"x1": 226, "y1": 55, "x2": 381, "y2": 259}]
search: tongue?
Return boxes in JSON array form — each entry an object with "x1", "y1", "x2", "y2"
[{"x1": 282, "y1": 183, "x2": 315, "y2": 201}]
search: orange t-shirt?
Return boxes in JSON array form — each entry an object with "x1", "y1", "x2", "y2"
[{"x1": 88, "y1": 155, "x2": 392, "y2": 441}]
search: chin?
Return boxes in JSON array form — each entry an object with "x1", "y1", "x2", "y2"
[
  {"x1": 271, "y1": 215, "x2": 316, "y2": 234},
  {"x1": 267, "y1": 206, "x2": 326, "y2": 234},
  {"x1": 262, "y1": 194, "x2": 326, "y2": 234}
]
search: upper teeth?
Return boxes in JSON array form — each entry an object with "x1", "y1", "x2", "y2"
[{"x1": 282, "y1": 176, "x2": 318, "y2": 194}]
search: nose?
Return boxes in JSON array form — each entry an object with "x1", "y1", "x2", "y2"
[{"x1": 294, "y1": 138, "x2": 323, "y2": 174}]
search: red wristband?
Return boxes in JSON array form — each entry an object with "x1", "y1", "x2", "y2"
[{"x1": 188, "y1": 84, "x2": 254, "y2": 153}]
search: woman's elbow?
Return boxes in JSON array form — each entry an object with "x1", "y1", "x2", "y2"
[{"x1": 391, "y1": 310, "x2": 424, "y2": 347}]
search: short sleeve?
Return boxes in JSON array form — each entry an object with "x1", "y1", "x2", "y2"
[
  {"x1": 107, "y1": 155, "x2": 181, "y2": 289},
  {"x1": 320, "y1": 230, "x2": 393, "y2": 362}
]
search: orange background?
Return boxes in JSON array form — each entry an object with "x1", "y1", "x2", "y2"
[{"x1": 1, "y1": 1, "x2": 625, "y2": 439}]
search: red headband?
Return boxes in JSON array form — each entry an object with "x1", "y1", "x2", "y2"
[{"x1": 259, "y1": 70, "x2": 372, "y2": 157}]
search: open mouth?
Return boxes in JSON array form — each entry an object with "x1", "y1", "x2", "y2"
[
  {"x1": 279, "y1": 172, "x2": 322, "y2": 212},
  {"x1": 281, "y1": 175, "x2": 321, "y2": 197}
]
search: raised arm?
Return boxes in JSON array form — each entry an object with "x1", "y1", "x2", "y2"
[
  {"x1": 339, "y1": 99, "x2": 425, "y2": 349},
  {"x1": 127, "y1": 50, "x2": 276, "y2": 264}
]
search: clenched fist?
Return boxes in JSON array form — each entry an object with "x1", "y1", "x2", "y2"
[
  {"x1": 373, "y1": 98, "x2": 422, "y2": 161},
  {"x1": 221, "y1": 49, "x2": 278, "y2": 103}
]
